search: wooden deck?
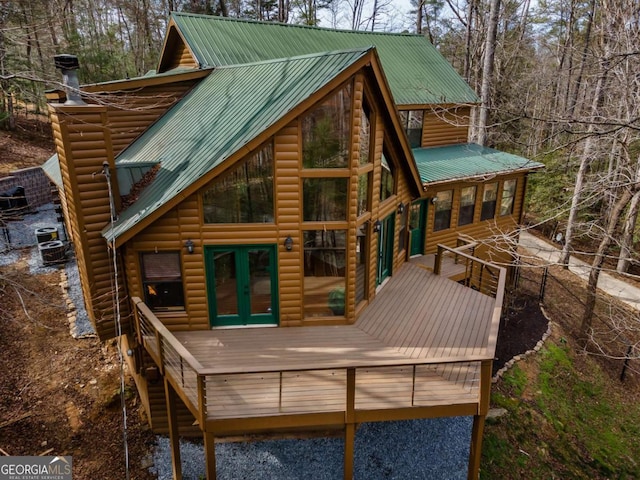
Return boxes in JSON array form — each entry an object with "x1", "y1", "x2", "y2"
[
  {"x1": 133, "y1": 248, "x2": 505, "y2": 479},
  {"x1": 167, "y1": 262, "x2": 495, "y2": 425}
]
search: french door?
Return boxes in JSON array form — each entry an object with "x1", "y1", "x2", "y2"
[
  {"x1": 376, "y1": 214, "x2": 395, "y2": 286},
  {"x1": 205, "y1": 245, "x2": 278, "y2": 327},
  {"x1": 409, "y1": 199, "x2": 427, "y2": 256}
]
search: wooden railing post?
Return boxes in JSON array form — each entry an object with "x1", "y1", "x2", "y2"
[
  {"x1": 197, "y1": 374, "x2": 207, "y2": 427},
  {"x1": 344, "y1": 367, "x2": 356, "y2": 480},
  {"x1": 434, "y1": 245, "x2": 444, "y2": 275}
]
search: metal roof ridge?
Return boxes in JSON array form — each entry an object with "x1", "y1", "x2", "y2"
[
  {"x1": 170, "y1": 12, "x2": 421, "y2": 37},
  {"x1": 212, "y1": 47, "x2": 373, "y2": 70}
]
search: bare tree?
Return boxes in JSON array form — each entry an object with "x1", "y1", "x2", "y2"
[{"x1": 476, "y1": 0, "x2": 501, "y2": 146}]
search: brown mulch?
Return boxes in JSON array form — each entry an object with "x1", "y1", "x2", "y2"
[{"x1": 493, "y1": 293, "x2": 549, "y2": 375}]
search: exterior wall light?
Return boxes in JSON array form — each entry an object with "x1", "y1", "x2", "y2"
[
  {"x1": 284, "y1": 236, "x2": 293, "y2": 251},
  {"x1": 373, "y1": 220, "x2": 382, "y2": 233},
  {"x1": 397, "y1": 202, "x2": 405, "y2": 215},
  {"x1": 185, "y1": 239, "x2": 194, "y2": 254}
]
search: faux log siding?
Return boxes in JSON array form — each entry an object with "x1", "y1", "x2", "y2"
[
  {"x1": 105, "y1": 82, "x2": 198, "y2": 156},
  {"x1": 347, "y1": 76, "x2": 364, "y2": 323},
  {"x1": 125, "y1": 77, "x2": 417, "y2": 333},
  {"x1": 165, "y1": 39, "x2": 198, "y2": 71},
  {"x1": 275, "y1": 123, "x2": 303, "y2": 327},
  {"x1": 423, "y1": 173, "x2": 526, "y2": 255},
  {"x1": 422, "y1": 106, "x2": 470, "y2": 147},
  {"x1": 52, "y1": 107, "x2": 121, "y2": 339}
]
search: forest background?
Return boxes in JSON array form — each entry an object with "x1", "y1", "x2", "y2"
[{"x1": 1, "y1": 0, "x2": 639, "y2": 331}]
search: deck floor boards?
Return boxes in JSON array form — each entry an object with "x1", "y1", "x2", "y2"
[{"x1": 170, "y1": 262, "x2": 497, "y2": 423}]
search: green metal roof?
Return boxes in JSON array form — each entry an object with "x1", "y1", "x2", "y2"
[
  {"x1": 103, "y1": 48, "x2": 371, "y2": 243},
  {"x1": 413, "y1": 144, "x2": 544, "y2": 184},
  {"x1": 166, "y1": 13, "x2": 479, "y2": 106}
]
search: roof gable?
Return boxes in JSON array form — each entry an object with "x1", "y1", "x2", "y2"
[
  {"x1": 104, "y1": 48, "x2": 390, "y2": 245},
  {"x1": 158, "y1": 13, "x2": 479, "y2": 106}
]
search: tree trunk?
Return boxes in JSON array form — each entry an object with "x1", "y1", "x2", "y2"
[
  {"x1": 617, "y1": 186, "x2": 640, "y2": 273},
  {"x1": 560, "y1": 57, "x2": 608, "y2": 266},
  {"x1": 416, "y1": 0, "x2": 423, "y2": 35},
  {"x1": 581, "y1": 188, "x2": 634, "y2": 339},
  {"x1": 568, "y1": 0, "x2": 595, "y2": 119},
  {"x1": 463, "y1": 0, "x2": 474, "y2": 83},
  {"x1": 476, "y1": 0, "x2": 501, "y2": 146}
]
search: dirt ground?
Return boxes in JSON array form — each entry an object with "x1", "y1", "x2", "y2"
[
  {"x1": 0, "y1": 115, "x2": 550, "y2": 478},
  {"x1": 1, "y1": 117, "x2": 155, "y2": 479}
]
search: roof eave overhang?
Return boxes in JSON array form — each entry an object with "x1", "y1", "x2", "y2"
[
  {"x1": 397, "y1": 101, "x2": 480, "y2": 110},
  {"x1": 421, "y1": 164, "x2": 545, "y2": 191}
]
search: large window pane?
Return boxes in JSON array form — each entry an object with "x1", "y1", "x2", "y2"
[
  {"x1": 302, "y1": 85, "x2": 352, "y2": 168},
  {"x1": 141, "y1": 252, "x2": 185, "y2": 311},
  {"x1": 481, "y1": 182, "x2": 498, "y2": 221},
  {"x1": 359, "y1": 104, "x2": 372, "y2": 166},
  {"x1": 303, "y1": 230, "x2": 346, "y2": 317},
  {"x1": 213, "y1": 250, "x2": 238, "y2": 316},
  {"x1": 434, "y1": 190, "x2": 453, "y2": 231},
  {"x1": 500, "y1": 179, "x2": 517, "y2": 216},
  {"x1": 203, "y1": 144, "x2": 273, "y2": 223},
  {"x1": 458, "y1": 186, "x2": 476, "y2": 226},
  {"x1": 303, "y1": 178, "x2": 348, "y2": 221},
  {"x1": 357, "y1": 173, "x2": 370, "y2": 217},
  {"x1": 380, "y1": 152, "x2": 394, "y2": 202}
]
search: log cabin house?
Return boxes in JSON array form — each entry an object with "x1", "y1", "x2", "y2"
[{"x1": 43, "y1": 13, "x2": 543, "y2": 480}]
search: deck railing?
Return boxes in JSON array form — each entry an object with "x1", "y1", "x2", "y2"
[
  {"x1": 132, "y1": 296, "x2": 497, "y2": 433},
  {"x1": 134, "y1": 298, "x2": 205, "y2": 420},
  {"x1": 435, "y1": 243, "x2": 504, "y2": 299}
]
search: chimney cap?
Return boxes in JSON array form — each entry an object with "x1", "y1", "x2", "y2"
[{"x1": 54, "y1": 54, "x2": 80, "y2": 71}]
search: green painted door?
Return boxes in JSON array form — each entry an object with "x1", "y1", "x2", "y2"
[
  {"x1": 205, "y1": 245, "x2": 278, "y2": 327},
  {"x1": 409, "y1": 199, "x2": 427, "y2": 256},
  {"x1": 376, "y1": 214, "x2": 395, "y2": 285}
]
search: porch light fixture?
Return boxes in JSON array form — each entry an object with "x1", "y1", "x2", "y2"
[
  {"x1": 185, "y1": 239, "x2": 194, "y2": 254},
  {"x1": 284, "y1": 236, "x2": 293, "y2": 251},
  {"x1": 373, "y1": 220, "x2": 382, "y2": 233},
  {"x1": 397, "y1": 202, "x2": 405, "y2": 215},
  {"x1": 431, "y1": 196, "x2": 438, "y2": 204}
]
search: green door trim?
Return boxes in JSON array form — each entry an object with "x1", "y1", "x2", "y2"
[
  {"x1": 205, "y1": 244, "x2": 279, "y2": 328},
  {"x1": 376, "y1": 213, "x2": 395, "y2": 286},
  {"x1": 409, "y1": 199, "x2": 427, "y2": 256}
]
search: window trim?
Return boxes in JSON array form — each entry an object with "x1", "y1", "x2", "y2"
[
  {"x1": 500, "y1": 179, "x2": 518, "y2": 216},
  {"x1": 458, "y1": 185, "x2": 477, "y2": 226},
  {"x1": 433, "y1": 189, "x2": 453, "y2": 232},
  {"x1": 480, "y1": 182, "x2": 499, "y2": 221},
  {"x1": 140, "y1": 251, "x2": 185, "y2": 311}
]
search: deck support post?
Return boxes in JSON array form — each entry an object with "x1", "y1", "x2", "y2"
[
  {"x1": 344, "y1": 422, "x2": 355, "y2": 480},
  {"x1": 204, "y1": 431, "x2": 217, "y2": 480},
  {"x1": 344, "y1": 367, "x2": 356, "y2": 480},
  {"x1": 468, "y1": 359, "x2": 493, "y2": 480},
  {"x1": 467, "y1": 414, "x2": 485, "y2": 480},
  {"x1": 164, "y1": 378, "x2": 182, "y2": 480}
]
